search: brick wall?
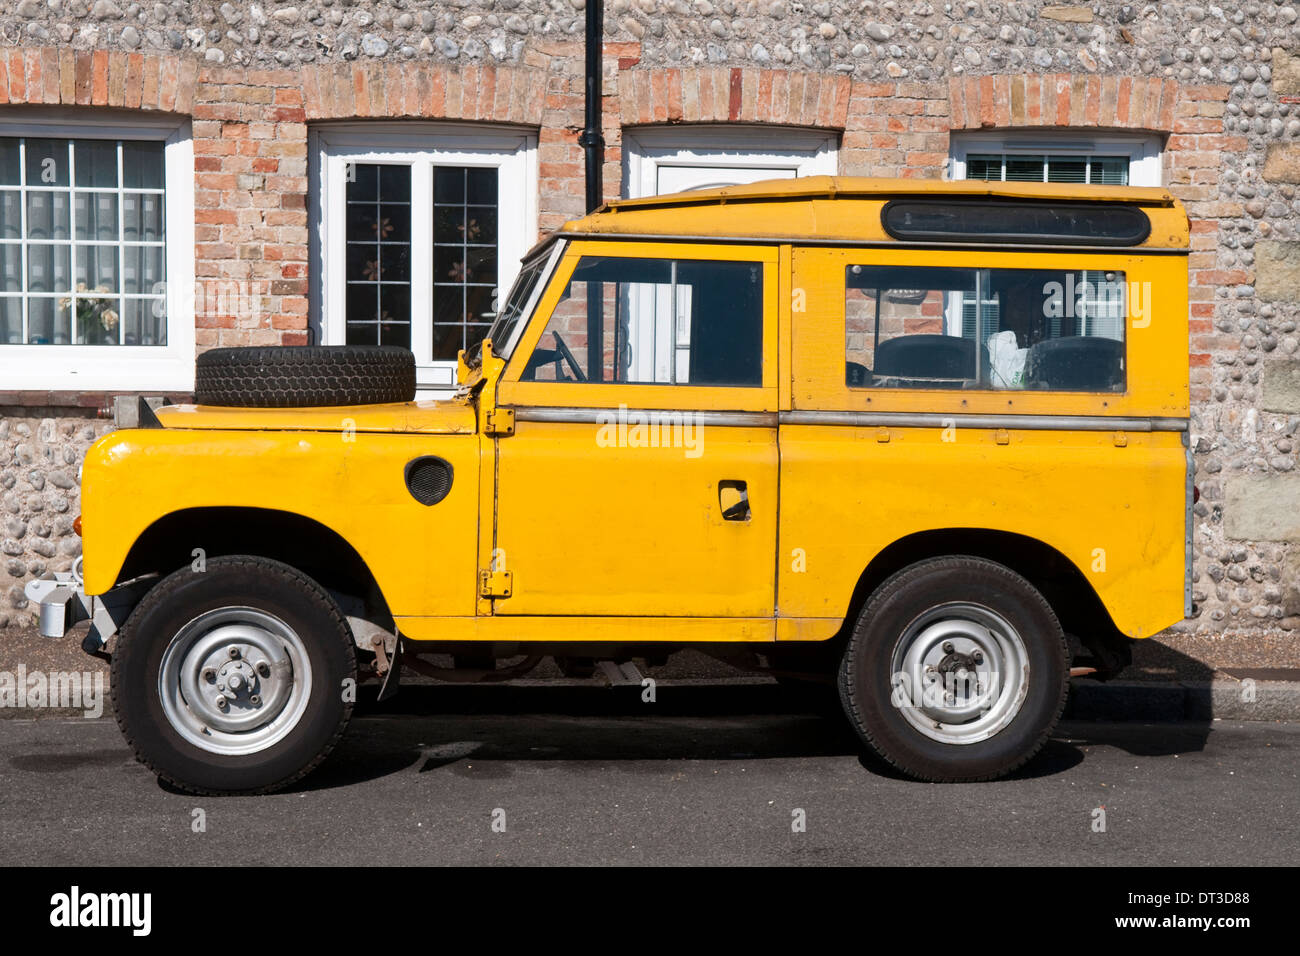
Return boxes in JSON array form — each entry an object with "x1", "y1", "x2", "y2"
[{"x1": 0, "y1": 4, "x2": 1295, "y2": 633}]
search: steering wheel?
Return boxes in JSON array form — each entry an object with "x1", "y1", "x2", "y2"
[{"x1": 550, "y1": 330, "x2": 586, "y2": 382}]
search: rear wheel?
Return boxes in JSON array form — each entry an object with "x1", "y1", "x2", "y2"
[
  {"x1": 837, "y1": 556, "x2": 1068, "y2": 782},
  {"x1": 111, "y1": 556, "x2": 357, "y2": 795}
]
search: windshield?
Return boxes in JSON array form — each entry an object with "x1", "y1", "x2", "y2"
[{"x1": 468, "y1": 249, "x2": 551, "y2": 367}]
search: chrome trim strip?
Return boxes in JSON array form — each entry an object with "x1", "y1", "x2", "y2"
[
  {"x1": 511, "y1": 406, "x2": 779, "y2": 427},
  {"x1": 509, "y1": 406, "x2": 1188, "y2": 432},
  {"x1": 780, "y1": 411, "x2": 1189, "y2": 432},
  {"x1": 554, "y1": 231, "x2": 1190, "y2": 256}
]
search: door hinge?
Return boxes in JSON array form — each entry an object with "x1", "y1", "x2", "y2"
[
  {"x1": 479, "y1": 568, "x2": 514, "y2": 599},
  {"x1": 484, "y1": 407, "x2": 515, "y2": 436}
]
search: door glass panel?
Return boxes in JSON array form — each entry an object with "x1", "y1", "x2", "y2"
[
  {"x1": 432, "y1": 166, "x2": 499, "y2": 361},
  {"x1": 520, "y1": 256, "x2": 764, "y2": 387},
  {"x1": 344, "y1": 162, "x2": 411, "y2": 348}
]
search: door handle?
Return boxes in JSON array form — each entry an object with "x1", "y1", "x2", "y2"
[{"x1": 719, "y1": 480, "x2": 750, "y2": 521}]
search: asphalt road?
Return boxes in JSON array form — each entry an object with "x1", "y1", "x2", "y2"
[{"x1": 0, "y1": 684, "x2": 1296, "y2": 866}]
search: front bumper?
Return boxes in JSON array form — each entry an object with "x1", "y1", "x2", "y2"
[{"x1": 23, "y1": 571, "x2": 151, "y2": 657}]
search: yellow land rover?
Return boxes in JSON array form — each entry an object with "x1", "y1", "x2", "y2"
[{"x1": 26, "y1": 177, "x2": 1191, "y2": 793}]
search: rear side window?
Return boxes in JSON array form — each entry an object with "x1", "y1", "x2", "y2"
[
  {"x1": 520, "y1": 256, "x2": 764, "y2": 387},
  {"x1": 844, "y1": 264, "x2": 1128, "y2": 392}
]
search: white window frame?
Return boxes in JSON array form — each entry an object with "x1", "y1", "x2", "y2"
[
  {"x1": 0, "y1": 108, "x2": 194, "y2": 392},
  {"x1": 622, "y1": 124, "x2": 839, "y2": 199},
  {"x1": 948, "y1": 131, "x2": 1163, "y2": 187},
  {"x1": 310, "y1": 123, "x2": 538, "y2": 393}
]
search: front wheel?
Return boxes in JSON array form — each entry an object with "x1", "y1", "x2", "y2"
[
  {"x1": 837, "y1": 556, "x2": 1068, "y2": 782},
  {"x1": 111, "y1": 556, "x2": 357, "y2": 795}
]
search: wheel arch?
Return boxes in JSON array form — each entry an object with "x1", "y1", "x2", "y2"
[
  {"x1": 842, "y1": 528, "x2": 1132, "y2": 676},
  {"x1": 115, "y1": 506, "x2": 394, "y2": 628}
]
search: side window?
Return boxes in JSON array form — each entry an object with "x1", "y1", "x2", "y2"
[
  {"x1": 845, "y1": 265, "x2": 1127, "y2": 392},
  {"x1": 521, "y1": 256, "x2": 763, "y2": 387}
]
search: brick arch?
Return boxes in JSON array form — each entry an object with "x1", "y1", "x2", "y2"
[
  {"x1": 948, "y1": 74, "x2": 1180, "y2": 133},
  {"x1": 301, "y1": 62, "x2": 546, "y2": 124},
  {"x1": 616, "y1": 67, "x2": 851, "y2": 130},
  {"x1": 0, "y1": 47, "x2": 197, "y2": 113}
]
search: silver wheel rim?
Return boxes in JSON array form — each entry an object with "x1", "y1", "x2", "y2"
[
  {"x1": 158, "y1": 606, "x2": 312, "y2": 756},
  {"x1": 889, "y1": 602, "x2": 1030, "y2": 745}
]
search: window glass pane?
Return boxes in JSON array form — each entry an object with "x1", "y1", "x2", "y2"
[
  {"x1": 27, "y1": 296, "x2": 70, "y2": 344},
  {"x1": 75, "y1": 192, "x2": 118, "y2": 241},
  {"x1": 0, "y1": 138, "x2": 18, "y2": 185},
  {"x1": 1047, "y1": 157, "x2": 1087, "y2": 183},
  {"x1": 74, "y1": 139, "x2": 118, "y2": 188},
  {"x1": 0, "y1": 190, "x2": 18, "y2": 239},
  {"x1": 344, "y1": 162, "x2": 411, "y2": 349},
  {"x1": 1005, "y1": 155, "x2": 1046, "y2": 182},
  {"x1": 122, "y1": 193, "x2": 163, "y2": 242},
  {"x1": 0, "y1": 135, "x2": 167, "y2": 347},
  {"x1": 121, "y1": 141, "x2": 163, "y2": 188},
  {"x1": 520, "y1": 256, "x2": 764, "y2": 387},
  {"x1": 485, "y1": 253, "x2": 548, "y2": 359},
  {"x1": 966, "y1": 155, "x2": 1001, "y2": 181},
  {"x1": 26, "y1": 191, "x2": 70, "y2": 240},
  {"x1": 0, "y1": 245, "x2": 19, "y2": 292},
  {"x1": 1090, "y1": 157, "x2": 1128, "y2": 185},
  {"x1": 27, "y1": 244, "x2": 71, "y2": 293},
  {"x1": 122, "y1": 246, "x2": 164, "y2": 295},
  {"x1": 122, "y1": 296, "x2": 167, "y2": 346},
  {"x1": 964, "y1": 151, "x2": 1130, "y2": 186},
  {"x1": 74, "y1": 294, "x2": 120, "y2": 345},
  {"x1": 0, "y1": 296, "x2": 19, "y2": 343},
  {"x1": 845, "y1": 264, "x2": 1126, "y2": 392},
  {"x1": 25, "y1": 139, "x2": 69, "y2": 187},
  {"x1": 78, "y1": 245, "x2": 121, "y2": 293},
  {"x1": 432, "y1": 165, "x2": 499, "y2": 360}
]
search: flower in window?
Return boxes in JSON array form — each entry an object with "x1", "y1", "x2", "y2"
[
  {"x1": 448, "y1": 261, "x2": 466, "y2": 282},
  {"x1": 363, "y1": 259, "x2": 380, "y2": 281},
  {"x1": 375, "y1": 216, "x2": 394, "y2": 239},
  {"x1": 459, "y1": 218, "x2": 481, "y2": 243}
]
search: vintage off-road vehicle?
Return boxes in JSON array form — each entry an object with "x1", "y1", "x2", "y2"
[{"x1": 27, "y1": 177, "x2": 1192, "y2": 793}]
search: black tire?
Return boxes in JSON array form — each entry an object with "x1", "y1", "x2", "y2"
[
  {"x1": 194, "y1": 345, "x2": 416, "y2": 408},
  {"x1": 837, "y1": 556, "x2": 1068, "y2": 782},
  {"x1": 111, "y1": 556, "x2": 357, "y2": 795}
]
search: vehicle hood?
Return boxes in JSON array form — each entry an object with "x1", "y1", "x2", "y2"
[{"x1": 152, "y1": 397, "x2": 478, "y2": 435}]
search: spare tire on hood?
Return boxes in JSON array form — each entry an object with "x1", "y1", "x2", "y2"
[{"x1": 194, "y1": 346, "x2": 417, "y2": 408}]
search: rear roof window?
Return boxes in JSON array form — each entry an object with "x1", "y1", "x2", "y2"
[{"x1": 881, "y1": 200, "x2": 1152, "y2": 247}]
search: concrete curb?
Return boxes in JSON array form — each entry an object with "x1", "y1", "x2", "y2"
[{"x1": 1064, "y1": 679, "x2": 1300, "y2": 722}]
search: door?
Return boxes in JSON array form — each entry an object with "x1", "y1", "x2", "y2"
[{"x1": 491, "y1": 242, "x2": 780, "y2": 619}]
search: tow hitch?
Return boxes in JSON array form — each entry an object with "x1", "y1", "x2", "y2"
[{"x1": 22, "y1": 566, "x2": 153, "y2": 662}]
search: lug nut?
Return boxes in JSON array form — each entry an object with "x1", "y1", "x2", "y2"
[
  {"x1": 942, "y1": 641, "x2": 954, "y2": 654},
  {"x1": 228, "y1": 647, "x2": 241, "y2": 659},
  {"x1": 250, "y1": 695, "x2": 261, "y2": 707},
  {"x1": 202, "y1": 668, "x2": 216, "y2": 683},
  {"x1": 972, "y1": 651, "x2": 984, "y2": 664},
  {"x1": 215, "y1": 696, "x2": 229, "y2": 711},
  {"x1": 256, "y1": 661, "x2": 271, "y2": 678}
]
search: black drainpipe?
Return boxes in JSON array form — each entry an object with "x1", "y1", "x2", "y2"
[
  {"x1": 580, "y1": 0, "x2": 605, "y2": 377},
  {"x1": 579, "y1": 0, "x2": 604, "y2": 214}
]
